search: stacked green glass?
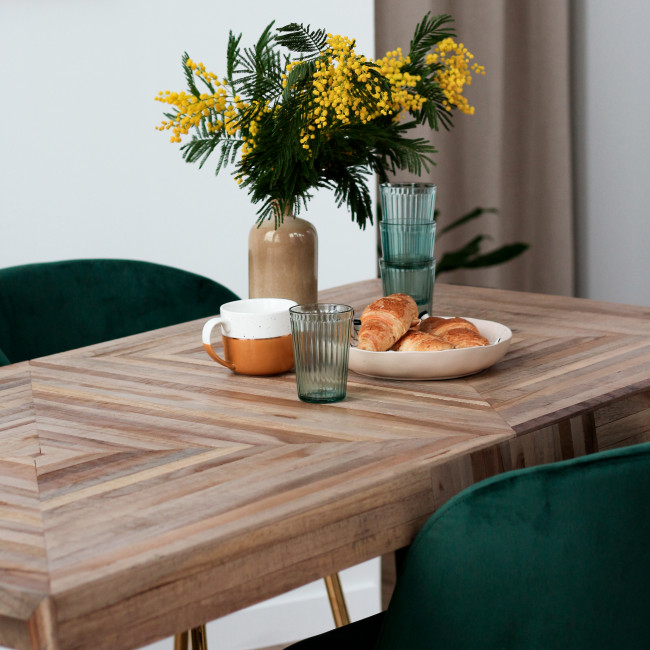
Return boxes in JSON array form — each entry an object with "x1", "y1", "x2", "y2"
[{"x1": 379, "y1": 183, "x2": 437, "y2": 315}]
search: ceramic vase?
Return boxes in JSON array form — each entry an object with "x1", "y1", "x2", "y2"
[{"x1": 248, "y1": 216, "x2": 318, "y2": 305}]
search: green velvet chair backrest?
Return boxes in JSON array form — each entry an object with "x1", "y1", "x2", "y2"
[
  {"x1": 0, "y1": 259, "x2": 239, "y2": 365},
  {"x1": 375, "y1": 442, "x2": 650, "y2": 649}
]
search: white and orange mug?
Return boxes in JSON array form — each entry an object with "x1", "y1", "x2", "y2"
[{"x1": 202, "y1": 298, "x2": 297, "y2": 376}]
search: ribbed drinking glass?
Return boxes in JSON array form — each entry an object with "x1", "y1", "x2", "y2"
[
  {"x1": 379, "y1": 183, "x2": 437, "y2": 224},
  {"x1": 379, "y1": 221, "x2": 436, "y2": 265},
  {"x1": 289, "y1": 304, "x2": 354, "y2": 403},
  {"x1": 379, "y1": 258, "x2": 436, "y2": 315}
]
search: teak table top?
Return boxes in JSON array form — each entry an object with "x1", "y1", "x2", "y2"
[{"x1": 1, "y1": 280, "x2": 649, "y2": 650}]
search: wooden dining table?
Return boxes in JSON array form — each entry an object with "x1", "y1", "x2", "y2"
[{"x1": 1, "y1": 279, "x2": 649, "y2": 650}]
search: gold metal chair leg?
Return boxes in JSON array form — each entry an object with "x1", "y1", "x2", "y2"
[
  {"x1": 175, "y1": 579, "x2": 344, "y2": 647},
  {"x1": 190, "y1": 624, "x2": 208, "y2": 650},
  {"x1": 174, "y1": 631, "x2": 189, "y2": 650},
  {"x1": 324, "y1": 573, "x2": 350, "y2": 628}
]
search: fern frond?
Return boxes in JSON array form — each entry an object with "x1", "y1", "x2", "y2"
[
  {"x1": 181, "y1": 52, "x2": 201, "y2": 98},
  {"x1": 408, "y1": 13, "x2": 456, "y2": 64},
  {"x1": 283, "y1": 59, "x2": 316, "y2": 100},
  {"x1": 226, "y1": 31, "x2": 243, "y2": 81},
  {"x1": 276, "y1": 23, "x2": 327, "y2": 56}
]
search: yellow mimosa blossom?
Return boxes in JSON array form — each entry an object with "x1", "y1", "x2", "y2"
[
  {"x1": 157, "y1": 26, "x2": 482, "y2": 166},
  {"x1": 375, "y1": 47, "x2": 425, "y2": 117},
  {"x1": 283, "y1": 34, "x2": 431, "y2": 153},
  {"x1": 155, "y1": 62, "x2": 231, "y2": 142},
  {"x1": 156, "y1": 16, "x2": 484, "y2": 230},
  {"x1": 425, "y1": 38, "x2": 485, "y2": 114}
]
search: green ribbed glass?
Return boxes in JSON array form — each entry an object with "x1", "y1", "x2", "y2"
[
  {"x1": 380, "y1": 258, "x2": 436, "y2": 315},
  {"x1": 289, "y1": 304, "x2": 353, "y2": 404},
  {"x1": 379, "y1": 183, "x2": 437, "y2": 224},
  {"x1": 380, "y1": 221, "x2": 436, "y2": 265}
]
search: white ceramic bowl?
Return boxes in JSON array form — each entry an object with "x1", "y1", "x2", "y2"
[{"x1": 349, "y1": 317, "x2": 512, "y2": 380}]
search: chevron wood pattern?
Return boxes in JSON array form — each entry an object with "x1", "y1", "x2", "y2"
[{"x1": 1, "y1": 280, "x2": 648, "y2": 650}]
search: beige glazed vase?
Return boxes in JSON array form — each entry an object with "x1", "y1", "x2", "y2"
[{"x1": 248, "y1": 216, "x2": 318, "y2": 305}]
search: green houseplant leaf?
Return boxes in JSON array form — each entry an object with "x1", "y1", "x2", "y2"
[{"x1": 435, "y1": 207, "x2": 529, "y2": 274}]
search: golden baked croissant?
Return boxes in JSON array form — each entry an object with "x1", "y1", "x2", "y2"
[
  {"x1": 357, "y1": 293, "x2": 419, "y2": 351},
  {"x1": 415, "y1": 316, "x2": 447, "y2": 334},
  {"x1": 391, "y1": 330, "x2": 453, "y2": 351},
  {"x1": 419, "y1": 316, "x2": 480, "y2": 338},
  {"x1": 443, "y1": 327, "x2": 490, "y2": 349}
]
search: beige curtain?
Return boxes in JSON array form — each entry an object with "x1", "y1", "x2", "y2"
[{"x1": 375, "y1": 0, "x2": 574, "y2": 295}]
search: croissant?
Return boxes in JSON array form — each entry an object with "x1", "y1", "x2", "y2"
[
  {"x1": 415, "y1": 316, "x2": 447, "y2": 334},
  {"x1": 391, "y1": 330, "x2": 453, "y2": 352},
  {"x1": 443, "y1": 327, "x2": 490, "y2": 349},
  {"x1": 419, "y1": 316, "x2": 480, "y2": 338},
  {"x1": 357, "y1": 293, "x2": 419, "y2": 352}
]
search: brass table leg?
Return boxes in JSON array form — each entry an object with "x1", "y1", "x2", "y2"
[
  {"x1": 190, "y1": 624, "x2": 208, "y2": 650},
  {"x1": 324, "y1": 573, "x2": 350, "y2": 628},
  {"x1": 174, "y1": 631, "x2": 189, "y2": 650}
]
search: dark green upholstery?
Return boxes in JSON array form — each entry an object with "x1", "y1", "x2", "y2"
[
  {"x1": 0, "y1": 259, "x2": 239, "y2": 365},
  {"x1": 287, "y1": 442, "x2": 650, "y2": 650}
]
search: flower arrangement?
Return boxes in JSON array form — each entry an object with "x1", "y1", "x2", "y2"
[{"x1": 156, "y1": 13, "x2": 484, "y2": 228}]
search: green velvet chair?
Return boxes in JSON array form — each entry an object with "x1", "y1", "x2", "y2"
[
  {"x1": 0, "y1": 259, "x2": 239, "y2": 365},
  {"x1": 0, "y1": 259, "x2": 239, "y2": 647},
  {"x1": 287, "y1": 442, "x2": 650, "y2": 650}
]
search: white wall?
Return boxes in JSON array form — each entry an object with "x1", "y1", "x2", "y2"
[
  {"x1": 0, "y1": 0, "x2": 377, "y2": 300},
  {"x1": 0, "y1": 1, "x2": 379, "y2": 649},
  {"x1": 572, "y1": 0, "x2": 650, "y2": 306}
]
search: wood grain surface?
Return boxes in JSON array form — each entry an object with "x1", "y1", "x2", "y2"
[{"x1": 1, "y1": 280, "x2": 648, "y2": 650}]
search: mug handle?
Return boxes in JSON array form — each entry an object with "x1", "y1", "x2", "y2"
[{"x1": 202, "y1": 317, "x2": 235, "y2": 371}]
